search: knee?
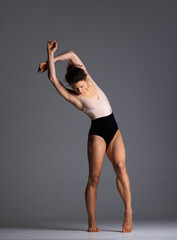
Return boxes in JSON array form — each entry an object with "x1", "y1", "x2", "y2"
[
  {"x1": 87, "y1": 175, "x2": 100, "y2": 188},
  {"x1": 113, "y1": 161, "x2": 126, "y2": 176}
]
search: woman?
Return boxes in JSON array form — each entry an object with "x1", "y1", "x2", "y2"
[{"x1": 38, "y1": 40, "x2": 133, "y2": 233}]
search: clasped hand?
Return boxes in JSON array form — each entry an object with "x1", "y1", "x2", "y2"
[{"x1": 37, "y1": 40, "x2": 57, "y2": 73}]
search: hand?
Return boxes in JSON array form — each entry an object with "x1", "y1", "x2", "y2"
[
  {"x1": 37, "y1": 61, "x2": 48, "y2": 73},
  {"x1": 47, "y1": 40, "x2": 58, "y2": 54}
]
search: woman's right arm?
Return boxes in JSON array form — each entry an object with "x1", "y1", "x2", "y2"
[{"x1": 47, "y1": 41, "x2": 83, "y2": 111}]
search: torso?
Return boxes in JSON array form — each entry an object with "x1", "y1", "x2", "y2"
[
  {"x1": 79, "y1": 76, "x2": 113, "y2": 120},
  {"x1": 69, "y1": 74, "x2": 112, "y2": 118}
]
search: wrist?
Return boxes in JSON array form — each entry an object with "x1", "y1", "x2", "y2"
[{"x1": 48, "y1": 51, "x2": 54, "y2": 58}]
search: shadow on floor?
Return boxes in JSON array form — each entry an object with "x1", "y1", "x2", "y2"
[{"x1": 1, "y1": 223, "x2": 122, "y2": 233}]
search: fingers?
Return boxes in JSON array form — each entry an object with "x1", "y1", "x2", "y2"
[
  {"x1": 53, "y1": 40, "x2": 57, "y2": 47},
  {"x1": 37, "y1": 67, "x2": 42, "y2": 73},
  {"x1": 38, "y1": 69, "x2": 44, "y2": 74},
  {"x1": 38, "y1": 64, "x2": 42, "y2": 73},
  {"x1": 37, "y1": 65, "x2": 44, "y2": 74},
  {"x1": 47, "y1": 40, "x2": 57, "y2": 47},
  {"x1": 54, "y1": 40, "x2": 58, "y2": 48},
  {"x1": 47, "y1": 40, "x2": 53, "y2": 45},
  {"x1": 38, "y1": 61, "x2": 48, "y2": 73},
  {"x1": 39, "y1": 67, "x2": 45, "y2": 73}
]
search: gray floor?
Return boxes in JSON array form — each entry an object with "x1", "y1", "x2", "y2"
[{"x1": 0, "y1": 220, "x2": 177, "y2": 240}]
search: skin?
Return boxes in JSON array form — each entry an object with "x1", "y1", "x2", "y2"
[{"x1": 38, "y1": 40, "x2": 133, "y2": 233}]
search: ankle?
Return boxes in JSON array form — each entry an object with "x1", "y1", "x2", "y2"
[
  {"x1": 88, "y1": 217, "x2": 96, "y2": 225},
  {"x1": 124, "y1": 208, "x2": 133, "y2": 215}
]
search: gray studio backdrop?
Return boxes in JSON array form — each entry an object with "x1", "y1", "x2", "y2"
[{"x1": 0, "y1": 0, "x2": 177, "y2": 227}]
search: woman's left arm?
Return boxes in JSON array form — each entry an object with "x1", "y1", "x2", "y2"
[
  {"x1": 38, "y1": 48, "x2": 89, "y2": 77},
  {"x1": 38, "y1": 51, "x2": 74, "y2": 74},
  {"x1": 54, "y1": 51, "x2": 89, "y2": 75},
  {"x1": 54, "y1": 50, "x2": 74, "y2": 63}
]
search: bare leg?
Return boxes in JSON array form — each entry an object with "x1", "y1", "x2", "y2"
[
  {"x1": 116, "y1": 177, "x2": 125, "y2": 201},
  {"x1": 115, "y1": 167, "x2": 133, "y2": 232},
  {"x1": 85, "y1": 179, "x2": 99, "y2": 232},
  {"x1": 107, "y1": 130, "x2": 133, "y2": 233},
  {"x1": 85, "y1": 135, "x2": 106, "y2": 232}
]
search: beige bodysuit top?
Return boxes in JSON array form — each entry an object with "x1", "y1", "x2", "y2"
[{"x1": 80, "y1": 81, "x2": 112, "y2": 120}]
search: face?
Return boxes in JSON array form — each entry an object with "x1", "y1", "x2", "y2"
[{"x1": 70, "y1": 80, "x2": 88, "y2": 95}]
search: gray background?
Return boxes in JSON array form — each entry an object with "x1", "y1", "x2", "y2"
[{"x1": 0, "y1": 0, "x2": 177, "y2": 227}]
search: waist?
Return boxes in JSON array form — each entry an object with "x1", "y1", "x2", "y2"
[
  {"x1": 91, "y1": 112, "x2": 115, "y2": 123},
  {"x1": 89, "y1": 112, "x2": 118, "y2": 131}
]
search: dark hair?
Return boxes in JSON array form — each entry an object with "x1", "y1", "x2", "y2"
[{"x1": 65, "y1": 61, "x2": 87, "y2": 85}]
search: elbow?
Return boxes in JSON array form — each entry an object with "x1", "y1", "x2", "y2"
[
  {"x1": 48, "y1": 75, "x2": 53, "y2": 81},
  {"x1": 49, "y1": 76, "x2": 56, "y2": 83},
  {"x1": 69, "y1": 50, "x2": 76, "y2": 58}
]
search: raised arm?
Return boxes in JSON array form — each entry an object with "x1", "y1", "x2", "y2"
[
  {"x1": 54, "y1": 50, "x2": 97, "y2": 85},
  {"x1": 38, "y1": 50, "x2": 74, "y2": 74},
  {"x1": 54, "y1": 51, "x2": 89, "y2": 75},
  {"x1": 54, "y1": 50, "x2": 74, "y2": 63},
  {"x1": 38, "y1": 49, "x2": 89, "y2": 77},
  {"x1": 47, "y1": 43, "x2": 57, "y2": 81},
  {"x1": 47, "y1": 40, "x2": 83, "y2": 110}
]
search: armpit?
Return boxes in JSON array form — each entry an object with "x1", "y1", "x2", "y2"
[{"x1": 66, "y1": 88, "x2": 77, "y2": 95}]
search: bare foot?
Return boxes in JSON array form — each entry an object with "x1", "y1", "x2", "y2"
[
  {"x1": 122, "y1": 210, "x2": 133, "y2": 233},
  {"x1": 88, "y1": 219, "x2": 100, "y2": 232}
]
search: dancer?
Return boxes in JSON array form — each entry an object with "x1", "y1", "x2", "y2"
[{"x1": 38, "y1": 40, "x2": 133, "y2": 233}]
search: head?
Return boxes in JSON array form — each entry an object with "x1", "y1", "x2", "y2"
[{"x1": 65, "y1": 61, "x2": 88, "y2": 94}]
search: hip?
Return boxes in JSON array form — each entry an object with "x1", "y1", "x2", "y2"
[{"x1": 88, "y1": 112, "x2": 119, "y2": 134}]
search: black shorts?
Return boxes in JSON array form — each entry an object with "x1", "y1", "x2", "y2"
[{"x1": 88, "y1": 112, "x2": 119, "y2": 149}]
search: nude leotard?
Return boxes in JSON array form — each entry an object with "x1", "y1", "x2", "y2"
[{"x1": 80, "y1": 82, "x2": 112, "y2": 120}]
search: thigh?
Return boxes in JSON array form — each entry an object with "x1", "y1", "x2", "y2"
[
  {"x1": 87, "y1": 135, "x2": 106, "y2": 178},
  {"x1": 106, "y1": 129, "x2": 126, "y2": 165}
]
